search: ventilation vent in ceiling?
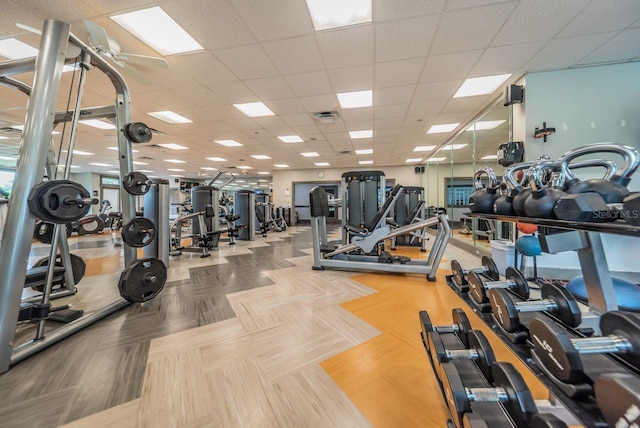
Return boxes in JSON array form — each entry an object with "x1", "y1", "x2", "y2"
[
  {"x1": 338, "y1": 150, "x2": 351, "y2": 155},
  {"x1": 313, "y1": 111, "x2": 340, "y2": 124}
]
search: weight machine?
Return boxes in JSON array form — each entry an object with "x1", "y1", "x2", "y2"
[
  {"x1": 169, "y1": 202, "x2": 219, "y2": 258},
  {"x1": 0, "y1": 20, "x2": 166, "y2": 373},
  {"x1": 310, "y1": 186, "x2": 450, "y2": 281},
  {"x1": 341, "y1": 171, "x2": 386, "y2": 244}
]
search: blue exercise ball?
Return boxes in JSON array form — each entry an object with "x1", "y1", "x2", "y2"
[
  {"x1": 515, "y1": 235, "x2": 542, "y2": 257},
  {"x1": 567, "y1": 276, "x2": 640, "y2": 311}
]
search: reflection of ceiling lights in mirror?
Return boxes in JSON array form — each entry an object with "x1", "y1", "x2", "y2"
[
  {"x1": 274, "y1": 164, "x2": 289, "y2": 168},
  {"x1": 359, "y1": 160, "x2": 373, "y2": 165},
  {"x1": 454, "y1": 74, "x2": 511, "y2": 98},
  {"x1": 258, "y1": 171, "x2": 271, "y2": 175},
  {"x1": 481, "y1": 155, "x2": 498, "y2": 160},
  {"x1": 467, "y1": 120, "x2": 506, "y2": 131},
  {"x1": 414, "y1": 145, "x2": 436, "y2": 152},
  {"x1": 405, "y1": 158, "x2": 422, "y2": 163},
  {"x1": 426, "y1": 157, "x2": 446, "y2": 162},
  {"x1": 441, "y1": 143, "x2": 468, "y2": 150},
  {"x1": 201, "y1": 167, "x2": 217, "y2": 171},
  {"x1": 427, "y1": 123, "x2": 459, "y2": 134},
  {"x1": 315, "y1": 162, "x2": 330, "y2": 166},
  {"x1": 206, "y1": 157, "x2": 227, "y2": 162}
]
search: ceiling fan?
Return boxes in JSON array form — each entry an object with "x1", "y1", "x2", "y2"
[{"x1": 16, "y1": 21, "x2": 168, "y2": 83}]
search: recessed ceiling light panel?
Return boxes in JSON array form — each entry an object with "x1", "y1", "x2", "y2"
[
  {"x1": 158, "y1": 143, "x2": 189, "y2": 150},
  {"x1": 233, "y1": 102, "x2": 274, "y2": 117},
  {"x1": 315, "y1": 162, "x2": 330, "y2": 166},
  {"x1": 427, "y1": 123, "x2": 460, "y2": 134},
  {"x1": 454, "y1": 74, "x2": 511, "y2": 98},
  {"x1": 274, "y1": 164, "x2": 289, "y2": 168},
  {"x1": 164, "y1": 159, "x2": 186, "y2": 163},
  {"x1": 359, "y1": 160, "x2": 373, "y2": 165},
  {"x1": 206, "y1": 157, "x2": 227, "y2": 162},
  {"x1": 147, "y1": 111, "x2": 192, "y2": 124},
  {"x1": 215, "y1": 140, "x2": 243, "y2": 147},
  {"x1": 337, "y1": 90, "x2": 372, "y2": 109},
  {"x1": 251, "y1": 155, "x2": 271, "y2": 160},
  {"x1": 405, "y1": 158, "x2": 422, "y2": 163},
  {"x1": 305, "y1": 0, "x2": 372, "y2": 31},
  {"x1": 0, "y1": 38, "x2": 38, "y2": 60},
  {"x1": 349, "y1": 130, "x2": 373, "y2": 139},
  {"x1": 355, "y1": 148, "x2": 373, "y2": 155},
  {"x1": 278, "y1": 135, "x2": 304, "y2": 143},
  {"x1": 414, "y1": 145, "x2": 436, "y2": 152},
  {"x1": 301, "y1": 152, "x2": 320, "y2": 157}
]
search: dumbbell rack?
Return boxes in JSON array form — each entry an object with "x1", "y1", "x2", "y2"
[{"x1": 448, "y1": 213, "x2": 640, "y2": 427}]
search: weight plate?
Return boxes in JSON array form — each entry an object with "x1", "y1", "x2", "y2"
[
  {"x1": 451, "y1": 308, "x2": 472, "y2": 348},
  {"x1": 118, "y1": 257, "x2": 167, "y2": 303},
  {"x1": 34, "y1": 221, "x2": 72, "y2": 244},
  {"x1": 505, "y1": 266, "x2": 530, "y2": 300},
  {"x1": 491, "y1": 362, "x2": 538, "y2": 428},
  {"x1": 122, "y1": 171, "x2": 151, "y2": 196},
  {"x1": 28, "y1": 180, "x2": 92, "y2": 224},
  {"x1": 31, "y1": 253, "x2": 86, "y2": 291},
  {"x1": 481, "y1": 256, "x2": 499, "y2": 281},
  {"x1": 121, "y1": 217, "x2": 156, "y2": 247},
  {"x1": 540, "y1": 283, "x2": 581, "y2": 327},
  {"x1": 467, "y1": 330, "x2": 496, "y2": 383},
  {"x1": 123, "y1": 122, "x2": 152, "y2": 143}
]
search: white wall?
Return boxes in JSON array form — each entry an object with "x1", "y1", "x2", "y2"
[{"x1": 70, "y1": 172, "x2": 101, "y2": 214}]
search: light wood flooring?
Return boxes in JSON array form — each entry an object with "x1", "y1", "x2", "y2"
[{"x1": 0, "y1": 227, "x2": 551, "y2": 427}]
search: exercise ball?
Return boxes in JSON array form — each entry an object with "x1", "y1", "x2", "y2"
[
  {"x1": 517, "y1": 223, "x2": 538, "y2": 235},
  {"x1": 515, "y1": 235, "x2": 542, "y2": 256},
  {"x1": 567, "y1": 276, "x2": 640, "y2": 311}
]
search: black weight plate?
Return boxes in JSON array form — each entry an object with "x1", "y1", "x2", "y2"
[
  {"x1": 529, "y1": 317, "x2": 584, "y2": 384},
  {"x1": 505, "y1": 266, "x2": 530, "y2": 300},
  {"x1": 123, "y1": 122, "x2": 152, "y2": 143},
  {"x1": 122, "y1": 171, "x2": 151, "y2": 196},
  {"x1": 599, "y1": 311, "x2": 640, "y2": 369},
  {"x1": 121, "y1": 217, "x2": 156, "y2": 247},
  {"x1": 467, "y1": 271, "x2": 488, "y2": 304},
  {"x1": 529, "y1": 413, "x2": 568, "y2": 428},
  {"x1": 34, "y1": 221, "x2": 72, "y2": 243},
  {"x1": 467, "y1": 330, "x2": 496, "y2": 383},
  {"x1": 28, "y1": 180, "x2": 92, "y2": 224},
  {"x1": 489, "y1": 288, "x2": 521, "y2": 333},
  {"x1": 481, "y1": 256, "x2": 499, "y2": 281},
  {"x1": 540, "y1": 283, "x2": 581, "y2": 327},
  {"x1": 419, "y1": 310, "x2": 433, "y2": 345},
  {"x1": 118, "y1": 257, "x2": 167, "y2": 303},
  {"x1": 32, "y1": 253, "x2": 86, "y2": 291},
  {"x1": 451, "y1": 308, "x2": 472, "y2": 348},
  {"x1": 441, "y1": 362, "x2": 472, "y2": 426},
  {"x1": 491, "y1": 362, "x2": 538, "y2": 428},
  {"x1": 451, "y1": 260, "x2": 466, "y2": 285}
]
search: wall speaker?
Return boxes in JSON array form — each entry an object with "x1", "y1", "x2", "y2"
[
  {"x1": 504, "y1": 84, "x2": 524, "y2": 106},
  {"x1": 414, "y1": 166, "x2": 425, "y2": 174}
]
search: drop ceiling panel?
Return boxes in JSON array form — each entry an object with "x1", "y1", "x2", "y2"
[
  {"x1": 316, "y1": 25, "x2": 374, "y2": 69},
  {"x1": 231, "y1": 0, "x2": 313, "y2": 41},
  {"x1": 244, "y1": 77, "x2": 294, "y2": 100},
  {"x1": 558, "y1": 0, "x2": 640, "y2": 38},
  {"x1": 577, "y1": 28, "x2": 640, "y2": 65},
  {"x1": 327, "y1": 65, "x2": 374, "y2": 93},
  {"x1": 375, "y1": 58, "x2": 425, "y2": 88},
  {"x1": 413, "y1": 80, "x2": 462, "y2": 103},
  {"x1": 290, "y1": 124, "x2": 322, "y2": 135},
  {"x1": 172, "y1": 86, "x2": 226, "y2": 108},
  {"x1": 441, "y1": 95, "x2": 491, "y2": 113},
  {"x1": 280, "y1": 113, "x2": 316, "y2": 127},
  {"x1": 299, "y1": 94, "x2": 339, "y2": 112},
  {"x1": 492, "y1": 0, "x2": 586, "y2": 46},
  {"x1": 374, "y1": 117, "x2": 405, "y2": 129},
  {"x1": 208, "y1": 81, "x2": 258, "y2": 104},
  {"x1": 470, "y1": 42, "x2": 545, "y2": 76},
  {"x1": 213, "y1": 45, "x2": 279, "y2": 80},
  {"x1": 138, "y1": 89, "x2": 195, "y2": 111},
  {"x1": 225, "y1": 118, "x2": 261, "y2": 131},
  {"x1": 17, "y1": 0, "x2": 99, "y2": 22},
  {"x1": 266, "y1": 98, "x2": 307, "y2": 115},
  {"x1": 263, "y1": 36, "x2": 325, "y2": 75},
  {"x1": 285, "y1": 71, "x2": 333, "y2": 97},
  {"x1": 420, "y1": 50, "x2": 484, "y2": 82},
  {"x1": 524, "y1": 32, "x2": 616, "y2": 72},
  {"x1": 80, "y1": 0, "x2": 156, "y2": 15},
  {"x1": 407, "y1": 99, "x2": 448, "y2": 116},
  {"x1": 170, "y1": 52, "x2": 238, "y2": 85},
  {"x1": 374, "y1": 104, "x2": 410, "y2": 119},
  {"x1": 375, "y1": 15, "x2": 439, "y2": 62},
  {"x1": 0, "y1": 1, "x2": 44, "y2": 35},
  {"x1": 431, "y1": 2, "x2": 517, "y2": 54},
  {"x1": 375, "y1": 0, "x2": 445, "y2": 21},
  {"x1": 340, "y1": 108, "x2": 373, "y2": 123}
]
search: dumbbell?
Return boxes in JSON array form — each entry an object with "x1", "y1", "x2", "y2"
[
  {"x1": 428, "y1": 329, "x2": 496, "y2": 382},
  {"x1": 451, "y1": 256, "x2": 499, "y2": 287},
  {"x1": 420, "y1": 308, "x2": 472, "y2": 348},
  {"x1": 595, "y1": 373, "x2": 640, "y2": 427},
  {"x1": 467, "y1": 266, "x2": 530, "y2": 306},
  {"x1": 530, "y1": 311, "x2": 640, "y2": 384},
  {"x1": 490, "y1": 283, "x2": 581, "y2": 334},
  {"x1": 441, "y1": 361, "x2": 537, "y2": 428}
]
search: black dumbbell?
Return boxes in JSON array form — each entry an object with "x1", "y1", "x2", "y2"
[
  {"x1": 441, "y1": 361, "x2": 538, "y2": 428},
  {"x1": 428, "y1": 329, "x2": 496, "y2": 382},
  {"x1": 530, "y1": 311, "x2": 640, "y2": 384},
  {"x1": 451, "y1": 256, "x2": 499, "y2": 287},
  {"x1": 594, "y1": 373, "x2": 640, "y2": 427},
  {"x1": 420, "y1": 308, "x2": 472, "y2": 348},
  {"x1": 490, "y1": 283, "x2": 582, "y2": 334},
  {"x1": 468, "y1": 266, "x2": 530, "y2": 306}
]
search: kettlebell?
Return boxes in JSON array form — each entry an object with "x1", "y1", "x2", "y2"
[
  {"x1": 468, "y1": 167, "x2": 499, "y2": 213},
  {"x1": 564, "y1": 159, "x2": 618, "y2": 191},
  {"x1": 523, "y1": 161, "x2": 567, "y2": 219},
  {"x1": 512, "y1": 156, "x2": 552, "y2": 216},
  {"x1": 559, "y1": 143, "x2": 640, "y2": 203},
  {"x1": 494, "y1": 161, "x2": 535, "y2": 215}
]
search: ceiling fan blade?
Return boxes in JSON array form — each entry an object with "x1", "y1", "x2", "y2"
[
  {"x1": 83, "y1": 20, "x2": 113, "y2": 51},
  {"x1": 16, "y1": 23, "x2": 42, "y2": 35},
  {"x1": 116, "y1": 53, "x2": 169, "y2": 69},
  {"x1": 119, "y1": 62, "x2": 149, "y2": 84}
]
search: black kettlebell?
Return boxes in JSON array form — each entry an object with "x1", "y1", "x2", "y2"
[
  {"x1": 523, "y1": 161, "x2": 566, "y2": 219},
  {"x1": 559, "y1": 143, "x2": 640, "y2": 203},
  {"x1": 564, "y1": 159, "x2": 618, "y2": 191},
  {"x1": 468, "y1": 167, "x2": 499, "y2": 213},
  {"x1": 494, "y1": 162, "x2": 535, "y2": 215}
]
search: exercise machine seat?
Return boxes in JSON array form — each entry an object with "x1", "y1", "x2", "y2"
[{"x1": 567, "y1": 275, "x2": 640, "y2": 311}]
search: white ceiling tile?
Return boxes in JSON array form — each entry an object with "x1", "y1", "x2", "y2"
[
  {"x1": 445, "y1": 0, "x2": 511, "y2": 11},
  {"x1": 16, "y1": 0, "x2": 99, "y2": 22},
  {"x1": 225, "y1": 118, "x2": 261, "y2": 130},
  {"x1": 577, "y1": 28, "x2": 640, "y2": 65},
  {"x1": 291, "y1": 124, "x2": 322, "y2": 134},
  {"x1": 375, "y1": 15, "x2": 439, "y2": 62},
  {"x1": 346, "y1": 120, "x2": 375, "y2": 131},
  {"x1": 327, "y1": 65, "x2": 374, "y2": 93},
  {"x1": 374, "y1": 104, "x2": 410, "y2": 119},
  {"x1": 263, "y1": 36, "x2": 325, "y2": 75},
  {"x1": 436, "y1": 111, "x2": 477, "y2": 123},
  {"x1": 200, "y1": 120, "x2": 237, "y2": 132},
  {"x1": 202, "y1": 105, "x2": 247, "y2": 121},
  {"x1": 162, "y1": 0, "x2": 256, "y2": 50},
  {"x1": 252, "y1": 116, "x2": 289, "y2": 129},
  {"x1": 299, "y1": 94, "x2": 339, "y2": 112},
  {"x1": 403, "y1": 115, "x2": 437, "y2": 128},
  {"x1": 318, "y1": 123, "x2": 347, "y2": 133},
  {"x1": 412, "y1": 80, "x2": 462, "y2": 102},
  {"x1": 171, "y1": 52, "x2": 238, "y2": 85},
  {"x1": 138, "y1": 89, "x2": 195, "y2": 111},
  {"x1": 559, "y1": 0, "x2": 640, "y2": 38},
  {"x1": 470, "y1": 42, "x2": 546, "y2": 76},
  {"x1": 420, "y1": 50, "x2": 484, "y2": 82},
  {"x1": 373, "y1": 128, "x2": 402, "y2": 138},
  {"x1": 340, "y1": 108, "x2": 374, "y2": 122},
  {"x1": 285, "y1": 71, "x2": 333, "y2": 97},
  {"x1": 316, "y1": 25, "x2": 374, "y2": 68},
  {"x1": 280, "y1": 113, "x2": 316, "y2": 127},
  {"x1": 431, "y1": 2, "x2": 517, "y2": 54},
  {"x1": 171, "y1": 86, "x2": 226, "y2": 108},
  {"x1": 245, "y1": 77, "x2": 294, "y2": 100},
  {"x1": 208, "y1": 81, "x2": 258, "y2": 104},
  {"x1": 375, "y1": 58, "x2": 425, "y2": 88},
  {"x1": 266, "y1": 98, "x2": 307, "y2": 115},
  {"x1": 376, "y1": 0, "x2": 445, "y2": 21},
  {"x1": 492, "y1": 0, "x2": 586, "y2": 46},
  {"x1": 231, "y1": 0, "x2": 313, "y2": 41},
  {"x1": 375, "y1": 117, "x2": 405, "y2": 129},
  {"x1": 214, "y1": 45, "x2": 279, "y2": 79},
  {"x1": 441, "y1": 96, "x2": 491, "y2": 114},
  {"x1": 374, "y1": 86, "x2": 415, "y2": 106},
  {"x1": 524, "y1": 32, "x2": 616, "y2": 72},
  {"x1": 407, "y1": 100, "x2": 448, "y2": 116}
]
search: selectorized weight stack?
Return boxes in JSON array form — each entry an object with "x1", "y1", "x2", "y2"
[
  {"x1": 235, "y1": 190, "x2": 256, "y2": 241},
  {"x1": 341, "y1": 171, "x2": 385, "y2": 244},
  {"x1": 143, "y1": 179, "x2": 170, "y2": 267}
]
